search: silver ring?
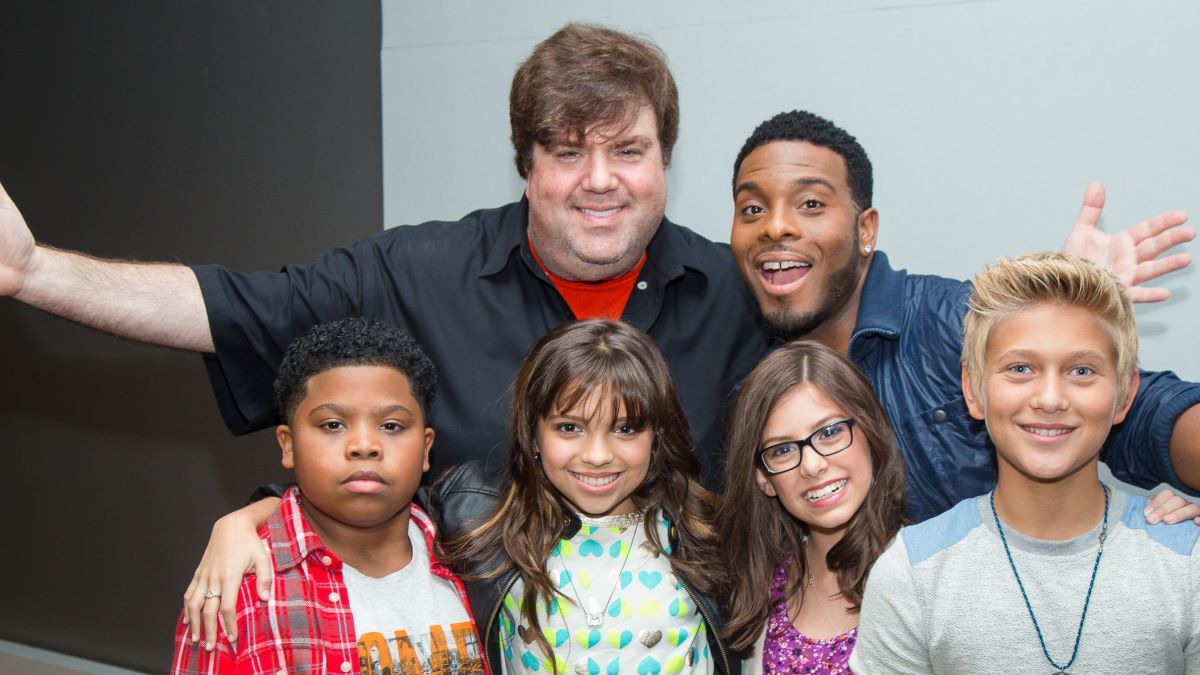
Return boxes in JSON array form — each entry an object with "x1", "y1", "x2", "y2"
[{"x1": 204, "y1": 590, "x2": 220, "y2": 599}]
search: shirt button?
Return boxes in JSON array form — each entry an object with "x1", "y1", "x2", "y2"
[
  {"x1": 636, "y1": 281, "x2": 648, "y2": 290},
  {"x1": 328, "y1": 592, "x2": 341, "y2": 603},
  {"x1": 321, "y1": 555, "x2": 333, "y2": 566},
  {"x1": 932, "y1": 409, "x2": 948, "y2": 423},
  {"x1": 340, "y1": 662, "x2": 352, "y2": 673}
]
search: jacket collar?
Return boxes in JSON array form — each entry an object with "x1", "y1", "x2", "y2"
[
  {"x1": 852, "y1": 250, "x2": 906, "y2": 340},
  {"x1": 477, "y1": 196, "x2": 695, "y2": 285}
]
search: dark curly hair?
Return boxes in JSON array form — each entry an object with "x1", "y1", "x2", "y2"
[
  {"x1": 273, "y1": 318, "x2": 437, "y2": 423},
  {"x1": 732, "y1": 110, "x2": 873, "y2": 211}
]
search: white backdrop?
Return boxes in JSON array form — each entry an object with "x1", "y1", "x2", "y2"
[{"x1": 380, "y1": 0, "x2": 1198, "y2": 381}]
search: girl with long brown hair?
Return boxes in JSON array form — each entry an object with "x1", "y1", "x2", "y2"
[
  {"x1": 435, "y1": 319, "x2": 733, "y2": 675},
  {"x1": 717, "y1": 340, "x2": 906, "y2": 673}
]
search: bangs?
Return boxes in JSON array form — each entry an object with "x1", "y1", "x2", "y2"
[
  {"x1": 537, "y1": 95, "x2": 644, "y2": 150},
  {"x1": 546, "y1": 367, "x2": 654, "y2": 431}
]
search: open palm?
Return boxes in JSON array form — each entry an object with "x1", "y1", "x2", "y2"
[{"x1": 1063, "y1": 182, "x2": 1194, "y2": 303}]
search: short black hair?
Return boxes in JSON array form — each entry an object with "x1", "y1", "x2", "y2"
[
  {"x1": 273, "y1": 318, "x2": 437, "y2": 423},
  {"x1": 732, "y1": 110, "x2": 873, "y2": 211}
]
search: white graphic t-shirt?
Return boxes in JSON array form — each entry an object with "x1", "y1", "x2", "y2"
[{"x1": 343, "y1": 519, "x2": 483, "y2": 675}]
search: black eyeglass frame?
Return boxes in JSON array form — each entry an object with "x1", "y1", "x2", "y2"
[{"x1": 755, "y1": 418, "x2": 857, "y2": 475}]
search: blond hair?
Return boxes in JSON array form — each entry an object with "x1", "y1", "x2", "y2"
[{"x1": 962, "y1": 252, "x2": 1138, "y2": 404}]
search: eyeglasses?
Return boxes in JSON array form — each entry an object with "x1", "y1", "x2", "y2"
[{"x1": 756, "y1": 418, "x2": 856, "y2": 475}]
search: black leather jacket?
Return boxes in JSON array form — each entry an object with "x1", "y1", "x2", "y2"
[{"x1": 429, "y1": 461, "x2": 739, "y2": 675}]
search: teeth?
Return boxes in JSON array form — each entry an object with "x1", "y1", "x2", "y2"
[
  {"x1": 1023, "y1": 427, "x2": 1072, "y2": 437},
  {"x1": 573, "y1": 473, "x2": 619, "y2": 487},
  {"x1": 580, "y1": 207, "x2": 621, "y2": 217},
  {"x1": 761, "y1": 261, "x2": 811, "y2": 271},
  {"x1": 805, "y1": 479, "x2": 846, "y2": 502}
]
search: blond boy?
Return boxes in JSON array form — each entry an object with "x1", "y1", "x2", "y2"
[{"x1": 851, "y1": 253, "x2": 1199, "y2": 673}]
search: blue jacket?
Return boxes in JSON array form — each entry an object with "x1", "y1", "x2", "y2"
[{"x1": 849, "y1": 252, "x2": 1200, "y2": 522}]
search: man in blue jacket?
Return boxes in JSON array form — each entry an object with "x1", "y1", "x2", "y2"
[{"x1": 729, "y1": 110, "x2": 1200, "y2": 521}]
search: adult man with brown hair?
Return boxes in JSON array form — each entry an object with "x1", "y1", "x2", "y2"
[{"x1": 0, "y1": 24, "x2": 770, "y2": 482}]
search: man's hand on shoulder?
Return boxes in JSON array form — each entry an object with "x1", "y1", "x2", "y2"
[
  {"x1": 1062, "y1": 181, "x2": 1195, "y2": 303},
  {"x1": 0, "y1": 179, "x2": 37, "y2": 299}
]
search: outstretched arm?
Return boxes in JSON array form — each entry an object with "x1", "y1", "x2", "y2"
[
  {"x1": 1170, "y1": 406, "x2": 1200, "y2": 491},
  {"x1": 1062, "y1": 181, "x2": 1194, "y2": 303},
  {"x1": 1, "y1": 179, "x2": 214, "y2": 352}
]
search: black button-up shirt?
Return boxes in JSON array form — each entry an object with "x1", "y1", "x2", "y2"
[{"x1": 195, "y1": 199, "x2": 772, "y2": 483}]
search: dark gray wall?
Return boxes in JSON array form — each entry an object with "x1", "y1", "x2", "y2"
[{"x1": 0, "y1": 2, "x2": 381, "y2": 670}]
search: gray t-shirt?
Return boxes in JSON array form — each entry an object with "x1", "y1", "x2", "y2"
[
  {"x1": 851, "y1": 488, "x2": 1200, "y2": 674},
  {"x1": 343, "y1": 519, "x2": 482, "y2": 675}
]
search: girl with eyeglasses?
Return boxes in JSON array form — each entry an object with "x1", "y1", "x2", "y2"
[{"x1": 716, "y1": 340, "x2": 906, "y2": 674}]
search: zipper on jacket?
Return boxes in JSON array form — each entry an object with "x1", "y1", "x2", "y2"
[
  {"x1": 673, "y1": 572, "x2": 732, "y2": 675},
  {"x1": 483, "y1": 573, "x2": 521, "y2": 675}
]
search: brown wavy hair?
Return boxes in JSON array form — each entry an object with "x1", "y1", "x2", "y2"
[
  {"x1": 440, "y1": 320, "x2": 720, "y2": 662},
  {"x1": 717, "y1": 340, "x2": 906, "y2": 653},
  {"x1": 509, "y1": 23, "x2": 680, "y2": 178}
]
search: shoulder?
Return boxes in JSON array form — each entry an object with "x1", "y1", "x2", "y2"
[
  {"x1": 428, "y1": 461, "x2": 506, "y2": 539},
  {"x1": 342, "y1": 202, "x2": 523, "y2": 267},
  {"x1": 898, "y1": 496, "x2": 985, "y2": 566},
  {"x1": 1115, "y1": 490, "x2": 1200, "y2": 557},
  {"x1": 902, "y1": 270, "x2": 973, "y2": 322}
]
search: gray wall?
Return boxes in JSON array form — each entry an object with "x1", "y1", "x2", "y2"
[
  {"x1": 382, "y1": 0, "x2": 1198, "y2": 380},
  {"x1": 0, "y1": 2, "x2": 381, "y2": 670},
  {"x1": 0, "y1": 0, "x2": 1195, "y2": 670}
]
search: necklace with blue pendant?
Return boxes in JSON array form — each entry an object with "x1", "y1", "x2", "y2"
[{"x1": 989, "y1": 482, "x2": 1110, "y2": 674}]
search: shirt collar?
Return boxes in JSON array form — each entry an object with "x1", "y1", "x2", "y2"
[
  {"x1": 852, "y1": 250, "x2": 906, "y2": 339},
  {"x1": 266, "y1": 487, "x2": 444, "y2": 576},
  {"x1": 265, "y1": 487, "x2": 330, "y2": 574},
  {"x1": 476, "y1": 196, "x2": 696, "y2": 285},
  {"x1": 478, "y1": 198, "x2": 532, "y2": 278}
]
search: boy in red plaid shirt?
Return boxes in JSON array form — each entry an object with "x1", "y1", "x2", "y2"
[{"x1": 171, "y1": 318, "x2": 483, "y2": 674}]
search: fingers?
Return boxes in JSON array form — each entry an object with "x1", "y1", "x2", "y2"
[
  {"x1": 1144, "y1": 490, "x2": 1198, "y2": 525},
  {"x1": 184, "y1": 567, "x2": 210, "y2": 643},
  {"x1": 254, "y1": 543, "x2": 274, "y2": 602},
  {"x1": 1132, "y1": 251, "x2": 1192, "y2": 287},
  {"x1": 1132, "y1": 218, "x2": 1190, "y2": 265},
  {"x1": 1123, "y1": 210, "x2": 1191, "y2": 244},
  {"x1": 1072, "y1": 181, "x2": 1106, "y2": 231},
  {"x1": 202, "y1": 576, "x2": 233, "y2": 651}
]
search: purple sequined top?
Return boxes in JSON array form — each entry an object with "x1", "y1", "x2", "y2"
[{"x1": 761, "y1": 555, "x2": 857, "y2": 674}]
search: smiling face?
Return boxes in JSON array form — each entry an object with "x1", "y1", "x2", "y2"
[
  {"x1": 755, "y1": 384, "x2": 873, "y2": 539},
  {"x1": 525, "y1": 104, "x2": 668, "y2": 282},
  {"x1": 538, "y1": 391, "x2": 653, "y2": 517},
  {"x1": 963, "y1": 303, "x2": 1136, "y2": 485},
  {"x1": 731, "y1": 141, "x2": 877, "y2": 344},
  {"x1": 277, "y1": 365, "x2": 434, "y2": 533}
]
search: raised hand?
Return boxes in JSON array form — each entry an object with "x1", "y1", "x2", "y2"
[
  {"x1": 1062, "y1": 181, "x2": 1194, "y2": 303},
  {"x1": 0, "y1": 180, "x2": 37, "y2": 299}
]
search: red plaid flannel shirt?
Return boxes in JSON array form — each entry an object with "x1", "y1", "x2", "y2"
[{"x1": 171, "y1": 487, "x2": 481, "y2": 674}]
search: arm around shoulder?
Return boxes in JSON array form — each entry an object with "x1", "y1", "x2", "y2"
[
  {"x1": 1169, "y1": 404, "x2": 1200, "y2": 491},
  {"x1": 1104, "y1": 370, "x2": 1200, "y2": 495},
  {"x1": 849, "y1": 535, "x2": 932, "y2": 674}
]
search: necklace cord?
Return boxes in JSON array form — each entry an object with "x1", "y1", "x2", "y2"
[{"x1": 990, "y1": 483, "x2": 1110, "y2": 672}]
